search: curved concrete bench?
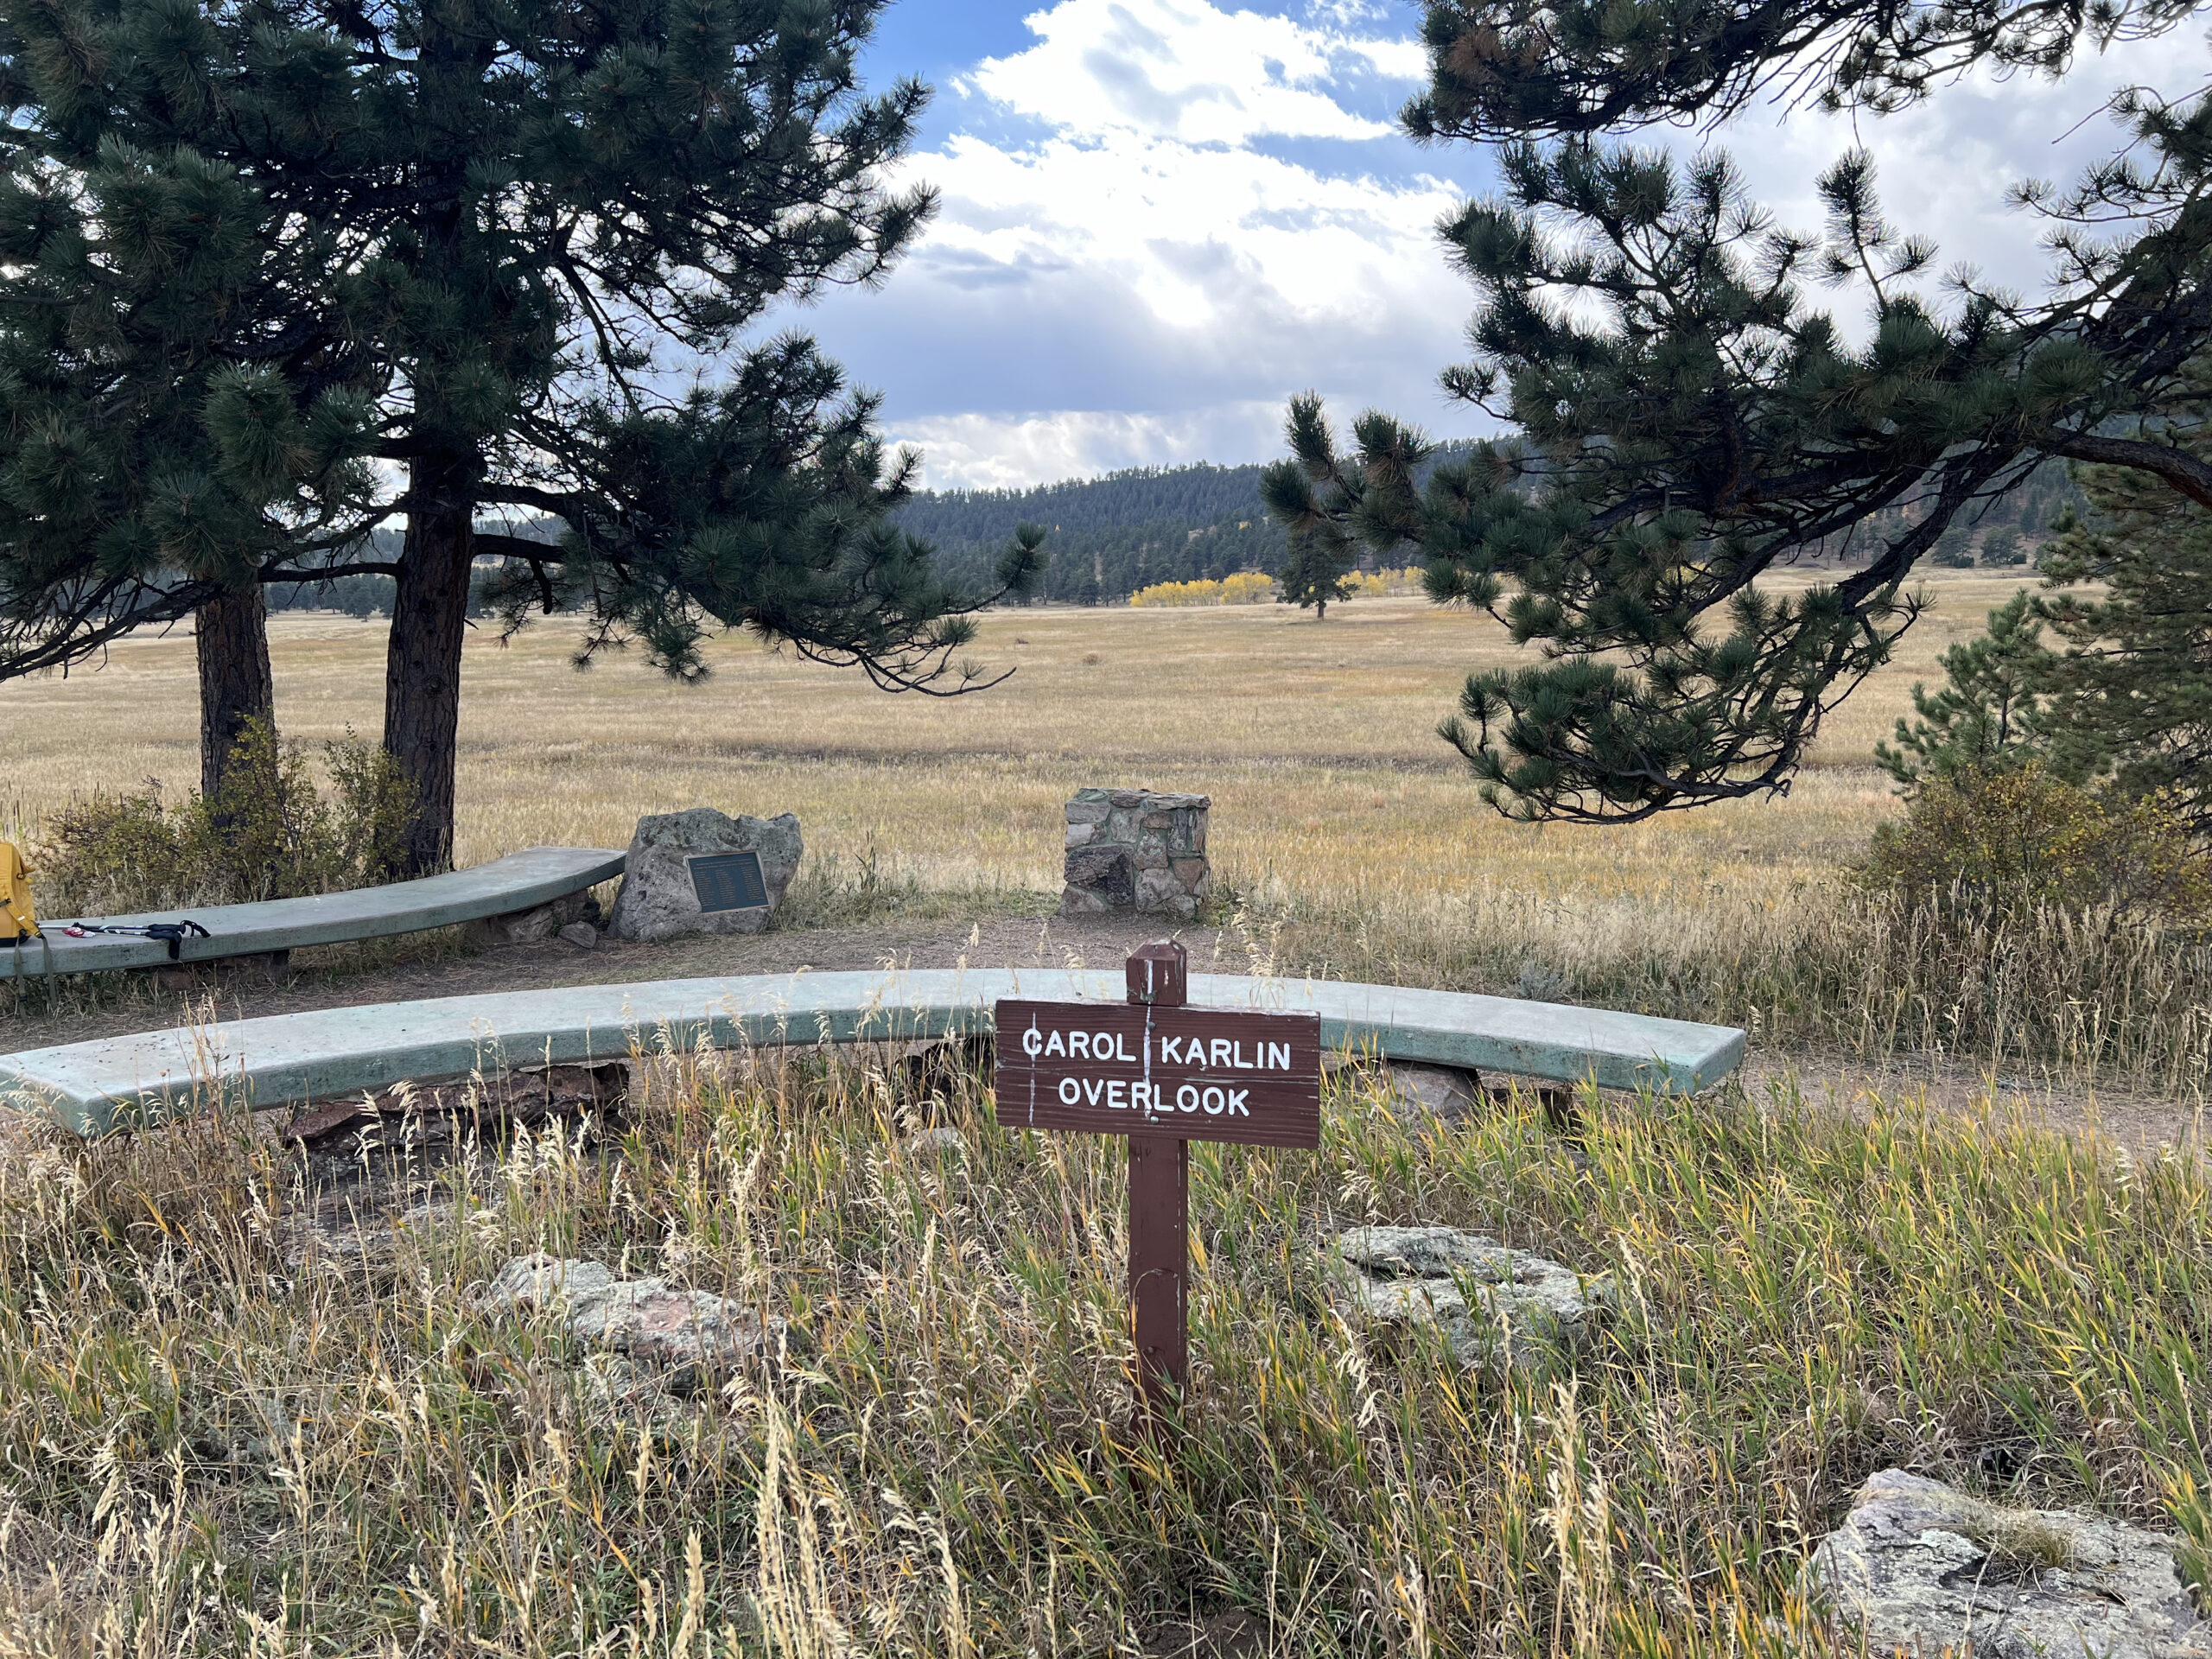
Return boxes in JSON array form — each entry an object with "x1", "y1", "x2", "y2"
[
  {"x1": 1, "y1": 846, "x2": 627, "y2": 978},
  {"x1": 0, "y1": 969, "x2": 1745, "y2": 1135}
]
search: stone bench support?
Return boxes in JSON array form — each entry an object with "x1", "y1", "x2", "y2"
[{"x1": 1063, "y1": 790, "x2": 1211, "y2": 918}]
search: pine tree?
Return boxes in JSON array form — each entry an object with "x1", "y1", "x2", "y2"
[
  {"x1": 1929, "y1": 523, "x2": 1976, "y2": 569},
  {"x1": 0, "y1": 0, "x2": 1043, "y2": 872},
  {"x1": 1268, "y1": 2, "x2": 2212, "y2": 822},
  {"x1": 2034, "y1": 380, "x2": 2212, "y2": 836},
  {"x1": 1261, "y1": 393, "x2": 1427, "y2": 620},
  {"x1": 1872, "y1": 360, "x2": 2212, "y2": 834},
  {"x1": 1874, "y1": 591, "x2": 2068, "y2": 789},
  {"x1": 0, "y1": 138, "x2": 380, "y2": 800},
  {"x1": 1980, "y1": 524, "x2": 2026, "y2": 568}
]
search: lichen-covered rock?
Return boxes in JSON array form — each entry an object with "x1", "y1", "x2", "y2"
[
  {"x1": 484, "y1": 1254, "x2": 782, "y2": 1391},
  {"x1": 1326, "y1": 1225, "x2": 1613, "y2": 1368},
  {"x1": 1061, "y1": 788, "x2": 1210, "y2": 918},
  {"x1": 1810, "y1": 1469, "x2": 2212, "y2": 1659},
  {"x1": 606, "y1": 808, "x2": 801, "y2": 943},
  {"x1": 485, "y1": 1254, "x2": 620, "y2": 1312}
]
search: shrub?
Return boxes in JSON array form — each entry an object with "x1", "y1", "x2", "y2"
[
  {"x1": 35, "y1": 719, "x2": 415, "y2": 917},
  {"x1": 1861, "y1": 762, "x2": 2212, "y2": 928},
  {"x1": 1128, "y1": 568, "x2": 1421, "y2": 607},
  {"x1": 1128, "y1": 573, "x2": 1279, "y2": 607}
]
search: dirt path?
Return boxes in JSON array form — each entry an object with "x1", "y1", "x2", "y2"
[{"x1": 5, "y1": 912, "x2": 2202, "y2": 1153}]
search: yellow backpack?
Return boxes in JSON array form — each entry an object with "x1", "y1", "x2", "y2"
[{"x1": 2, "y1": 842, "x2": 38, "y2": 943}]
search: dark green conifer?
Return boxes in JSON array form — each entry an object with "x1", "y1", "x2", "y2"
[
  {"x1": 1268, "y1": 0, "x2": 2212, "y2": 822},
  {"x1": 1876, "y1": 591, "x2": 2062, "y2": 789},
  {"x1": 0, "y1": 0, "x2": 1042, "y2": 871},
  {"x1": 1261, "y1": 393, "x2": 1426, "y2": 620},
  {"x1": 2034, "y1": 386, "x2": 2212, "y2": 835}
]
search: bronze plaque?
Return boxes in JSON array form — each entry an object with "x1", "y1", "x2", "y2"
[
  {"x1": 994, "y1": 998, "x2": 1321, "y2": 1149},
  {"x1": 688, "y1": 851, "x2": 767, "y2": 913}
]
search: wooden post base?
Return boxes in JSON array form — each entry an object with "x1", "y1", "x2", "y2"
[{"x1": 1128, "y1": 1130, "x2": 1188, "y2": 1433}]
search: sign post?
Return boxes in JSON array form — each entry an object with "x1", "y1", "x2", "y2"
[{"x1": 995, "y1": 940, "x2": 1321, "y2": 1433}]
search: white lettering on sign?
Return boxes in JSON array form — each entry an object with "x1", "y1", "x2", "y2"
[
  {"x1": 1021, "y1": 1026, "x2": 1141, "y2": 1063},
  {"x1": 1045, "y1": 1069, "x2": 1252, "y2": 1116},
  {"x1": 1021, "y1": 1024, "x2": 1300, "y2": 1070},
  {"x1": 996, "y1": 997, "x2": 1319, "y2": 1148},
  {"x1": 1153, "y1": 1035, "x2": 1294, "y2": 1071},
  {"x1": 1022, "y1": 1020, "x2": 1295, "y2": 1074}
]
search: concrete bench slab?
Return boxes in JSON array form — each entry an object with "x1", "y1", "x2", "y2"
[
  {"x1": 1, "y1": 847, "x2": 627, "y2": 979},
  {"x1": 0, "y1": 969, "x2": 1745, "y2": 1135}
]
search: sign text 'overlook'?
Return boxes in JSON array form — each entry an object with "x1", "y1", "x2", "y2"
[{"x1": 994, "y1": 998, "x2": 1321, "y2": 1149}]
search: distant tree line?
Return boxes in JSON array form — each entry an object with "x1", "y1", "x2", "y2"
[
  {"x1": 264, "y1": 524, "x2": 569, "y2": 620},
  {"x1": 899, "y1": 448, "x2": 1477, "y2": 603}
]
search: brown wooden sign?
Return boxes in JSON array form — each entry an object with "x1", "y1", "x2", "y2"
[
  {"x1": 994, "y1": 999, "x2": 1320, "y2": 1148},
  {"x1": 993, "y1": 941, "x2": 1323, "y2": 1440}
]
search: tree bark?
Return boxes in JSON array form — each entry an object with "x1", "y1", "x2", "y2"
[
  {"x1": 195, "y1": 584, "x2": 276, "y2": 802},
  {"x1": 384, "y1": 459, "x2": 476, "y2": 875}
]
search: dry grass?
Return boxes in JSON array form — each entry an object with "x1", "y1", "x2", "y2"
[
  {"x1": 4, "y1": 583, "x2": 2212, "y2": 1653},
  {"x1": 12, "y1": 571, "x2": 2209, "y2": 1089},
  {"x1": 0, "y1": 1046, "x2": 2204, "y2": 1655},
  {"x1": 1, "y1": 574, "x2": 2034, "y2": 899}
]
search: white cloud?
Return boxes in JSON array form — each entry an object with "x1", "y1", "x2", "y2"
[
  {"x1": 834, "y1": 124, "x2": 1484, "y2": 485},
  {"x1": 797, "y1": 0, "x2": 1479, "y2": 487},
  {"x1": 804, "y1": 1, "x2": 2205, "y2": 489},
  {"x1": 914, "y1": 128, "x2": 1459, "y2": 334},
  {"x1": 1694, "y1": 35, "x2": 2193, "y2": 320},
  {"x1": 886, "y1": 403, "x2": 1294, "y2": 490},
  {"x1": 963, "y1": 0, "x2": 1424, "y2": 145}
]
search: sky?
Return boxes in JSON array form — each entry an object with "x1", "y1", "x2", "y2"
[{"x1": 778, "y1": 0, "x2": 2200, "y2": 490}]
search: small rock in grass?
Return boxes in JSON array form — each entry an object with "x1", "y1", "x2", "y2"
[
  {"x1": 485, "y1": 1255, "x2": 621, "y2": 1313},
  {"x1": 1810, "y1": 1468, "x2": 2212, "y2": 1659},
  {"x1": 485, "y1": 1254, "x2": 781, "y2": 1392},
  {"x1": 1325, "y1": 1225, "x2": 1612, "y2": 1370},
  {"x1": 558, "y1": 921, "x2": 598, "y2": 950},
  {"x1": 906, "y1": 1126, "x2": 966, "y2": 1157},
  {"x1": 1376, "y1": 1061, "x2": 1484, "y2": 1123}
]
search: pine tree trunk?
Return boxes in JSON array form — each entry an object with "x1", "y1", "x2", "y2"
[
  {"x1": 196, "y1": 584, "x2": 275, "y2": 802},
  {"x1": 384, "y1": 461, "x2": 476, "y2": 876}
]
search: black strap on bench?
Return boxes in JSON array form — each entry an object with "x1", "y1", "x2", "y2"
[{"x1": 63, "y1": 919, "x2": 213, "y2": 961}]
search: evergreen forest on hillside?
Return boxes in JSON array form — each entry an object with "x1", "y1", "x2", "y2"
[
  {"x1": 893, "y1": 461, "x2": 1295, "y2": 603},
  {"x1": 265, "y1": 452, "x2": 2094, "y2": 621},
  {"x1": 900, "y1": 449, "x2": 2088, "y2": 602}
]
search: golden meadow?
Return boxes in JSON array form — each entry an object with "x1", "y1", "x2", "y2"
[
  {"x1": 0, "y1": 578, "x2": 2208, "y2": 1654},
  {"x1": 5, "y1": 573, "x2": 2209, "y2": 1090}
]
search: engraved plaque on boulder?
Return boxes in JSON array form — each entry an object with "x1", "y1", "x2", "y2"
[
  {"x1": 606, "y1": 809, "x2": 802, "y2": 943},
  {"x1": 688, "y1": 850, "x2": 768, "y2": 913}
]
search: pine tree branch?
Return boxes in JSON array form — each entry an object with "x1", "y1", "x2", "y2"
[
  {"x1": 262, "y1": 562, "x2": 401, "y2": 582},
  {"x1": 2037, "y1": 429, "x2": 2212, "y2": 509}
]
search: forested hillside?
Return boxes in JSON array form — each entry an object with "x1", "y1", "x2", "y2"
[
  {"x1": 896, "y1": 444, "x2": 2089, "y2": 603},
  {"x1": 894, "y1": 461, "x2": 1293, "y2": 603},
  {"x1": 265, "y1": 451, "x2": 2094, "y2": 620}
]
